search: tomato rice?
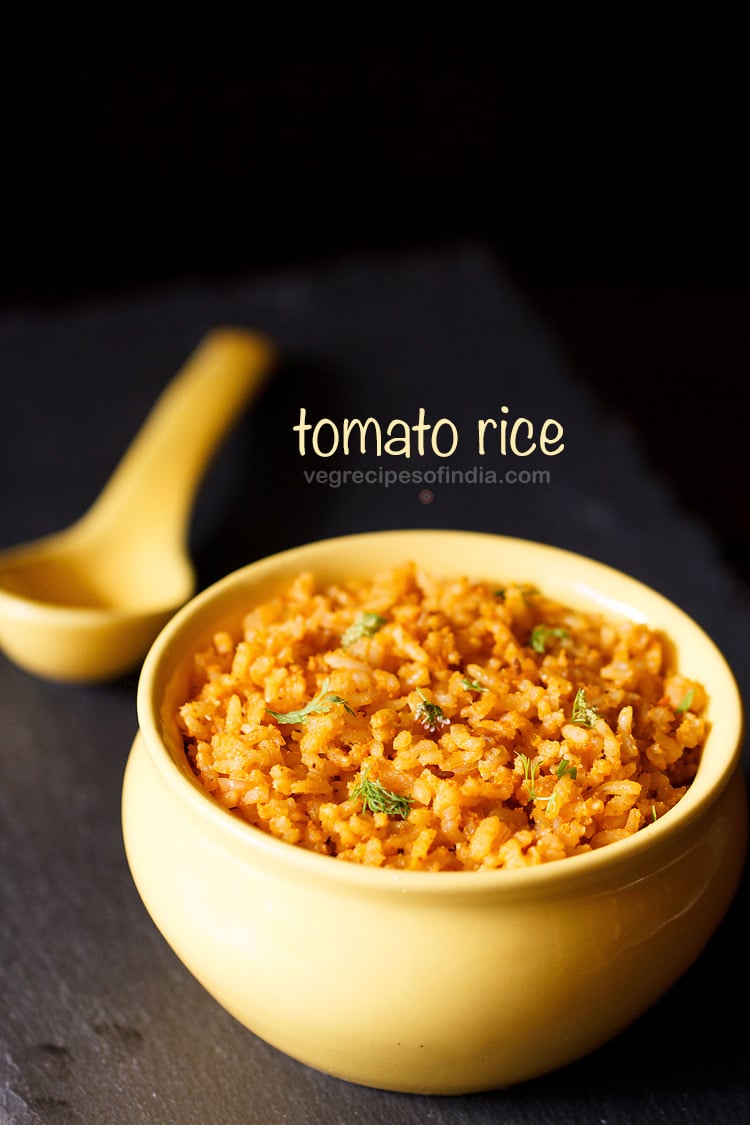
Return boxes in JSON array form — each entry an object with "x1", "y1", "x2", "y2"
[{"x1": 176, "y1": 563, "x2": 706, "y2": 871}]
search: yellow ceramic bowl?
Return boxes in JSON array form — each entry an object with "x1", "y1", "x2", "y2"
[{"x1": 122, "y1": 530, "x2": 747, "y2": 1094}]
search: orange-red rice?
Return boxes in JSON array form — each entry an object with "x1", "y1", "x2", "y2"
[{"x1": 177, "y1": 563, "x2": 706, "y2": 871}]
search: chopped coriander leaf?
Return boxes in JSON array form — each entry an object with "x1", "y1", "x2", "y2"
[
  {"x1": 461, "y1": 677, "x2": 488, "y2": 693},
  {"x1": 556, "y1": 757, "x2": 578, "y2": 780},
  {"x1": 326, "y1": 693, "x2": 356, "y2": 715},
  {"x1": 675, "y1": 688, "x2": 695, "y2": 713},
  {"x1": 516, "y1": 752, "x2": 548, "y2": 802},
  {"x1": 571, "y1": 688, "x2": 600, "y2": 728},
  {"x1": 497, "y1": 583, "x2": 540, "y2": 602},
  {"x1": 266, "y1": 677, "x2": 355, "y2": 724},
  {"x1": 351, "y1": 766, "x2": 412, "y2": 819},
  {"x1": 415, "y1": 688, "x2": 449, "y2": 733},
  {"x1": 341, "y1": 611, "x2": 387, "y2": 648},
  {"x1": 529, "y1": 624, "x2": 569, "y2": 654}
]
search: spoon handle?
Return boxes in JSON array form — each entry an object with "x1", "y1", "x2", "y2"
[{"x1": 84, "y1": 328, "x2": 275, "y2": 543}]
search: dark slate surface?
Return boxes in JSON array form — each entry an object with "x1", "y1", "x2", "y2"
[{"x1": 1, "y1": 246, "x2": 748, "y2": 1124}]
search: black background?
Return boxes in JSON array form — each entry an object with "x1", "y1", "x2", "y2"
[{"x1": 4, "y1": 51, "x2": 748, "y2": 587}]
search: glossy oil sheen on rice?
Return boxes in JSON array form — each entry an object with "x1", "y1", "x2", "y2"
[{"x1": 176, "y1": 563, "x2": 707, "y2": 871}]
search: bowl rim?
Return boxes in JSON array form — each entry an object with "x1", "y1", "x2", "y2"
[{"x1": 134, "y1": 529, "x2": 745, "y2": 897}]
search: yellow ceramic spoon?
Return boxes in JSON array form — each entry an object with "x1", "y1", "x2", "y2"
[{"x1": 0, "y1": 327, "x2": 275, "y2": 683}]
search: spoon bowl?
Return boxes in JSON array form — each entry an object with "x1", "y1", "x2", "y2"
[{"x1": 0, "y1": 328, "x2": 275, "y2": 683}]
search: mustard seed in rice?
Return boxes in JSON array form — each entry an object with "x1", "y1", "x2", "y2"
[{"x1": 176, "y1": 563, "x2": 707, "y2": 871}]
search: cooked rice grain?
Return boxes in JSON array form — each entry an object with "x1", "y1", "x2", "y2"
[{"x1": 177, "y1": 563, "x2": 706, "y2": 871}]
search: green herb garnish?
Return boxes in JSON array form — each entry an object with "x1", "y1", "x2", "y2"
[
  {"x1": 341, "y1": 611, "x2": 387, "y2": 648},
  {"x1": 571, "y1": 688, "x2": 600, "y2": 728},
  {"x1": 461, "y1": 677, "x2": 488, "y2": 693},
  {"x1": 351, "y1": 766, "x2": 412, "y2": 819},
  {"x1": 516, "y1": 753, "x2": 547, "y2": 802},
  {"x1": 529, "y1": 624, "x2": 569, "y2": 654},
  {"x1": 415, "y1": 688, "x2": 449, "y2": 733},
  {"x1": 266, "y1": 677, "x2": 355, "y2": 724},
  {"x1": 496, "y1": 583, "x2": 540, "y2": 603},
  {"x1": 556, "y1": 757, "x2": 578, "y2": 780},
  {"x1": 675, "y1": 688, "x2": 695, "y2": 714}
]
